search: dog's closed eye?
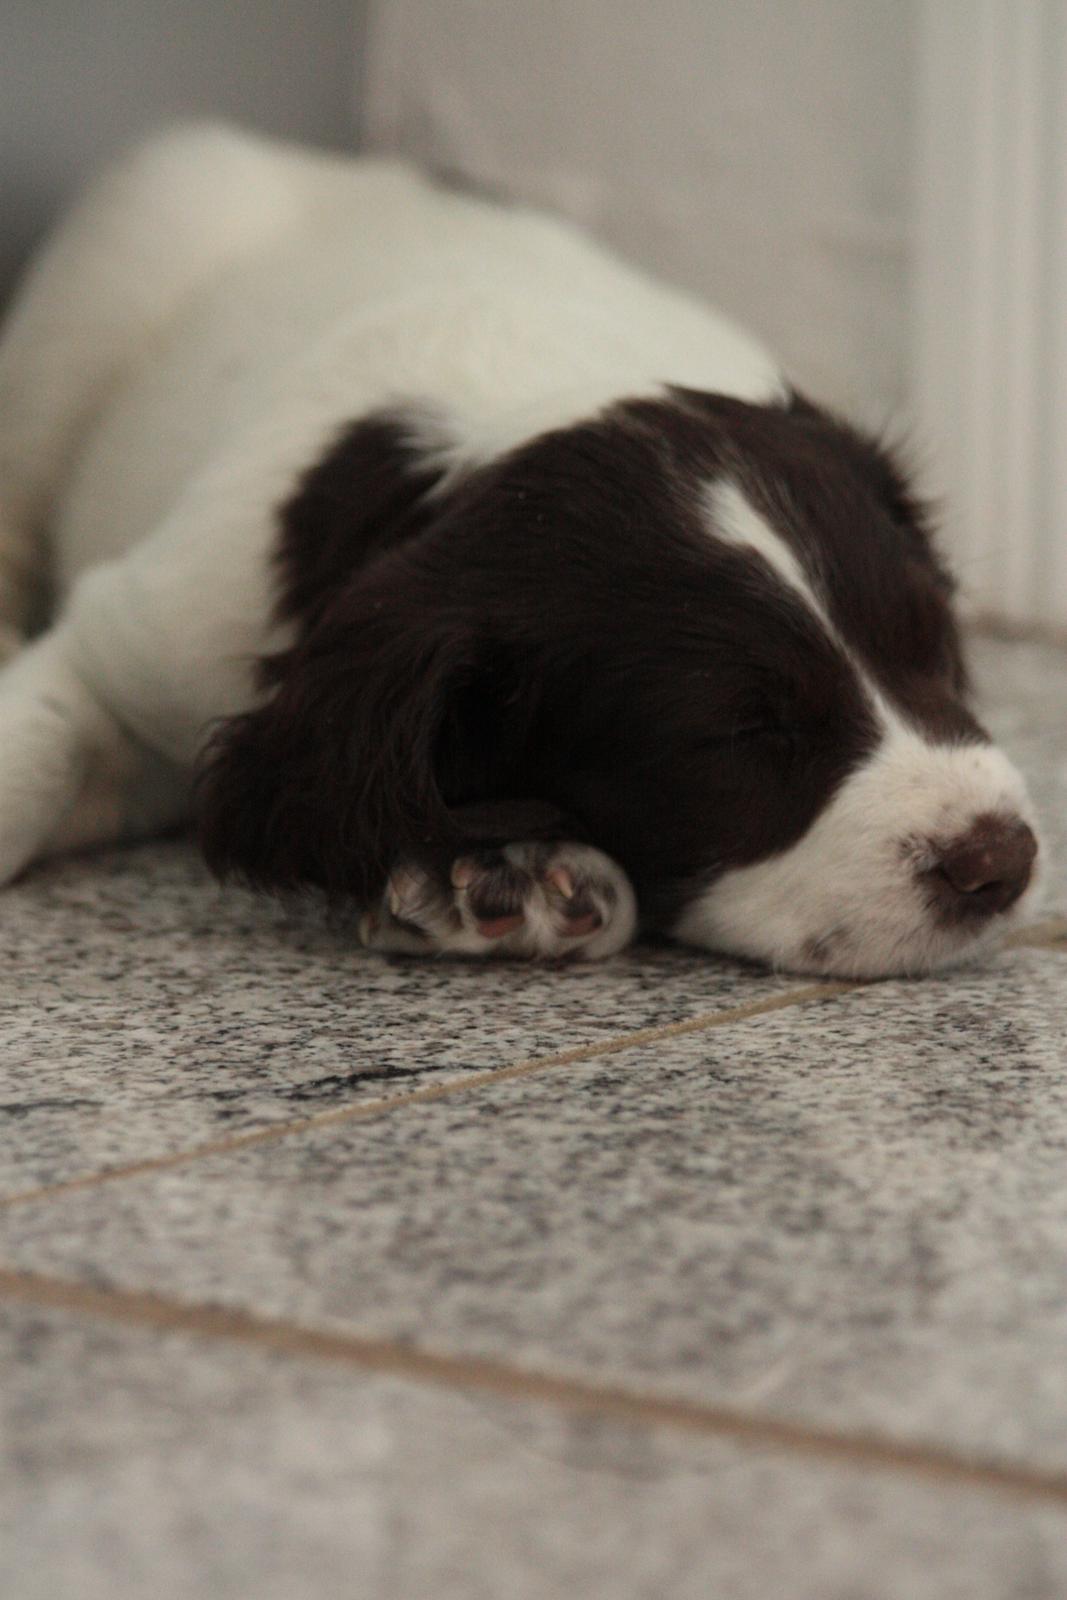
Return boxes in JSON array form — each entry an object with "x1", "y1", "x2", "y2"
[{"x1": 701, "y1": 715, "x2": 793, "y2": 744}]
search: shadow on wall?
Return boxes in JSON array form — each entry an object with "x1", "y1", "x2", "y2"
[{"x1": 0, "y1": 0, "x2": 365, "y2": 304}]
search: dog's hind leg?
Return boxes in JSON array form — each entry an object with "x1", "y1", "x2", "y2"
[
  {"x1": 0, "y1": 627, "x2": 186, "y2": 883},
  {"x1": 0, "y1": 123, "x2": 303, "y2": 653}
]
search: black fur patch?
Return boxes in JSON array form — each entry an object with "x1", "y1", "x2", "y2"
[
  {"x1": 270, "y1": 411, "x2": 447, "y2": 641},
  {"x1": 196, "y1": 391, "x2": 981, "y2": 927}
]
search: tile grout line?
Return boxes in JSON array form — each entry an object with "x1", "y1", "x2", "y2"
[
  {"x1": 0, "y1": 981, "x2": 858, "y2": 1209},
  {"x1": 2, "y1": 1265, "x2": 1067, "y2": 1509},
  {"x1": 2, "y1": 917, "x2": 1064, "y2": 1213},
  {"x1": 1003, "y1": 918, "x2": 1067, "y2": 951}
]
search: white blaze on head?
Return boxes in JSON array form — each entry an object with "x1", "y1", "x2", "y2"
[{"x1": 704, "y1": 478, "x2": 827, "y2": 626}]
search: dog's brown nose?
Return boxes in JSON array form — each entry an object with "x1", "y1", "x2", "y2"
[{"x1": 929, "y1": 814, "x2": 1038, "y2": 917}]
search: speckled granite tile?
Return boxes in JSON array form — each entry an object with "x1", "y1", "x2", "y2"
[
  {"x1": 0, "y1": 839, "x2": 796, "y2": 1196},
  {"x1": 970, "y1": 635, "x2": 1067, "y2": 908},
  {"x1": 2, "y1": 1301, "x2": 1066, "y2": 1600},
  {"x1": 4, "y1": 945, "x2": 1067, "y2": 1475}
]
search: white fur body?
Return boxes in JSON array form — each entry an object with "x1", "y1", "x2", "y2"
[{"x1": 0, "y1": 123, "x2": 1041, "y2": 973}]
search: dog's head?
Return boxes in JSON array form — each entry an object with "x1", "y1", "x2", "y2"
[{"x1": 197, "y1": 388, "x2": 1041, "y2": 977}]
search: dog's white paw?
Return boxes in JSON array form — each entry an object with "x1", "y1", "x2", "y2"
[{"x1": 359, "y1": 841, "x2": 638, "y2": 960}]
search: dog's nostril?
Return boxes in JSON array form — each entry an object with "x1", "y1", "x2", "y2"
[{"x1": 930, "y1": 816, "x2": 1038, "y2": 917}]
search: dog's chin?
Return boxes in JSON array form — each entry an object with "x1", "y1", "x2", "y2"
[
  {"x1": 777, "y1": 920, "x2": 1008, "y2": 982},
  {"x1": 676, "y1": 876, "x2": 1043, "y2": 982}
]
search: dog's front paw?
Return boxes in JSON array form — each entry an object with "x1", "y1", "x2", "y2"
[{"x1": 359, "y1": 841, "x2": 638, "y2": 960}]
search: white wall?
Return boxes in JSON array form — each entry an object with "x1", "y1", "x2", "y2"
[{"x1": 361, "y1": 0, "x2": 916, "y2": 428}]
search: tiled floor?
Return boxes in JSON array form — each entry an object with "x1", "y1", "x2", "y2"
[{"x1": 2, "y1": 634, "x2": 1067, "y2": 1600}]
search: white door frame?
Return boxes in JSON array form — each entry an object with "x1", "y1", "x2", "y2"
[{"x1": 911, "y1": 0, "x2": 1067, "y2": 629}]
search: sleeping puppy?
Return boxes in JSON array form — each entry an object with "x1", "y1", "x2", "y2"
[{"x1": 0, "y1": 123, "x2": 1041, "y2": 976}]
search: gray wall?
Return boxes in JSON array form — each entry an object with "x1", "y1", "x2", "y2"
[
  {"x1": 0, "y1": 0, "x2": 364, "y2": 300},
  {"x1": 3, "y1": 1, "x2": 914, "y2": 429}
]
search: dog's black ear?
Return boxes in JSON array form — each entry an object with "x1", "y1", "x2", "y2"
[
  {"x1": 195, "y1": 571, "x2": 484, "y2": 901},
  {"x1": 196, "y1": 406, "x2": 506, "y2": 900}
]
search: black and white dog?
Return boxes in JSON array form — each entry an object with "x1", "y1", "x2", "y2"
[{"x1": 0, "y1": 124, "x2": 1041, "y2": 976}]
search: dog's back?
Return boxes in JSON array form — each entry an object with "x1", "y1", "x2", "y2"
[{"x1": 47, "y1": 124, "x2": 783, "y2": 594}]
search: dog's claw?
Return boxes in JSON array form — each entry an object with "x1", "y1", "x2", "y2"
[
  {"x1": 450, "y1": 857, "x2": 476, "y2": 889},
  {"x1": 545, "y1": 865, "x2": 575, "y2": 900}
]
